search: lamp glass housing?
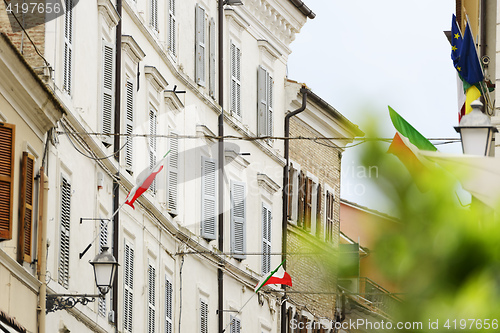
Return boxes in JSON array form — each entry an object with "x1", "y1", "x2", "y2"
[
  {"x1": 458, "y1": 127, "x2": 494, "y2": 156},
  {"x1": 90, "y1": 247, "x2": 118, "y2": 294}
]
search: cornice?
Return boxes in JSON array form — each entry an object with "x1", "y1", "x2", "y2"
[
  {"x1": 144, "y1": 66, "x2": 168, "y2": 91},
  {"x1": 257, "y1": 39, "x2": 282, "y2": 61},
  {"x1": 257, "y1": 173, "x2": 281, "y2": 194},
  {"x1": 122, "y1": 35, "x2": 146, "y2": 63},
  {"x1": 97, "y1": 0, "x2": 121, "y2": 28}
]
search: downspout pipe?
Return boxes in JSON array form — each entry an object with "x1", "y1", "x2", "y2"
[
  {"x1": 37, "y1": 168, "x2": 48, "y2": 333},
  {"x1": 281, "y1": 87, "x2": 308, "y2": 333},
  {"x1": 112, "y1": 0, "x2": 122, "y2": 331}
]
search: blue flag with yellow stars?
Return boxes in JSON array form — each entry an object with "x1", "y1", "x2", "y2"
[
  {"x1": 454, "y1": 20, "x2": 484, "y2": 85},
  {"x1": 451, "y1": 14, "x2": 462, "y2": 66}
]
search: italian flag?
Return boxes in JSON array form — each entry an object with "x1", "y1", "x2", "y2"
[
  {"x1": 255, "y1": 260, "x2": 292, "y2": 293},
  {"x1": 387, "y1": 106, "x2": 437, "y2": 176},
  {"x1": 125, "y1": 150, "x2": 170, "y2": 209}
]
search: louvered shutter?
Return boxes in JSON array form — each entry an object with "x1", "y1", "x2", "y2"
[
  {"x1": 200, "y1": 299, "x2": 208, "y2": 333},
  {"x1": 124, "y1": 242, "x2": 135, "y2": 333},
  {"x1": 125, "y1": 80, "x2": 134, "y2": 171},
  {"x1": 287, "y1": 166, "x2": 293, "y2": 219},
  {"x1": 63, "y1": 0, "x2": 73, "y2": 94},
  {"x1": 326, "y1": 192, "x2": 334, "y2": 243},
  {"x1": 195, "y1": 4, "x2": 206, "y2": 86},
  {"x1": 18, "y1": 152, "x2": 34, "y2": 262},
  {"x1": 257, "y1": 66, "x2": 267, "y2": 136},
  {"x1": 230, "y1": 316, "x2": 241, "y2": 333},
  {"x1": 148, "y1": 263, "x2": 156, "y2": 333},
  {"x1": 98, "y1": 217, "x2": 108, "y2": 317},
  {"x1": 297, "y1": 171, "x2": 305, "y2": 227},
  {"x1": 267, "y1": 75, "x2": 273, "y2": 143},
  {"x1": 230, "y1": 42, "x2": 241, "y2": 117},
  {"x1": 209, "y1": 18, "x2": 216, "y2": 98},
  {"x1": 0, "y1": 124, "x2": 14, "y2": 240},
  {"x1": 150, "y1": 0, "x2": 158, "y2": 32},
  {"x1": 149, "y1": 109, "x2": 157, "y2": 193},
  {"x1": 201, "y1": 157, "x2": 216, "y2": 240},
  {"x1": 230, "y1": 181, "x2": 246, "y2": 260},
  {"x1": 58, "y1": 176, "x2": 71, "y2": 289},
  {"x1": 305, "y1": 178, "x2": 312, "y2": 231},
  {"x1": 165, "y1": 276, "x2": 173, "y2": 333},
  {"x1": 262, "y1": 203, "x2": 271, "y2": 274},
  {"x1": 316, "y1": 184, "x2": 322, "y2": 237},
  {"x1": 102, "y1": 42, "x2": 114, "y2": 144},
  {"x1": 167, "y1": 132, "x2": 179, "y2": 215},
  {"x1": 168, "y1": 0, "x2": 176, "y2": 55}
]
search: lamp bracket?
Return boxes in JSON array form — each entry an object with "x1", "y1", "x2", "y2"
[{"x1": 46, "y1": 294, "x2": 103, "y2": 314}]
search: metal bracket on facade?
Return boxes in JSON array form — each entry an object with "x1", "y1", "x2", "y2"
[{"x1": 46, "y1": 294, "x2": 102, "y2": 314}]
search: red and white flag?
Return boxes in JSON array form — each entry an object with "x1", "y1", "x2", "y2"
[
  {"x1": 255, "y1": 261, "x2": 292, "y2": 292},
  {"x1": 125, "y1": 151, "x2": 170, "y2": 209}
]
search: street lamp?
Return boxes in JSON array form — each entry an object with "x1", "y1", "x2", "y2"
[
  {"x1": 454, "y1": 99, "x2": 498, "y2": 156},
  {"x1": 46, "y1": 247, "x2": 118, "y2": 313}
]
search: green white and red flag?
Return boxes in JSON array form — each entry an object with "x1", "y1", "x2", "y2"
[
  {"x1": 254, "y1": 260, "x2": 292, "y2": 293},
  {"x1": 125, "y1": 150, "x2": 170, "y2": 209}
]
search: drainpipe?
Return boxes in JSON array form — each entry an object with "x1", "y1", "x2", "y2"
[
  {"x1": 112, "y1": 0, "x2": 122, "y2": 331},
  {"x1": 281, "y1": 87, "x2": 308, "y2": 333},
  {"x1": 37, "y1": 167, "x2": 48, "y2": 333},
  {"x1": 217, "y1": 0, "x2": 225, "y2": 332}
]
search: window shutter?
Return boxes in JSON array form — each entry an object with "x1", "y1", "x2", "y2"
[
  {"x1": 98, "y1": 218, "x2": 108, "y2": 317},
  {"x1": 326, "y1": 192, "x2": 334, "y2": 243},
  {"x1": 209, "y1": 18, "x2": 216, "y2": 98},
  {"x1": 287, "y1": 166, "x2": 293, "y2": 220},
  {"x1": 124, "y1": 242, "x2": 135, "y2": 333},
  {"x1": 201, "y1": 157, "x2": 216, "y2": 240},
  {"x1": 0, "y1": 123, "x2": 14, "y2": 240},
  {"x1": 165, "y1": 276, "x2": 173, "y2": 333},
  {"x1": 200, "y1": 299, "x2": 208, "y2": 333},
  {"x1": 230, "y1": 181, "x2": 246, "y2": 260},
  {"x1": 316, "y1": 184, "x2": 322, "y2": 237},
  {"x1": 150, "y1": 0, "x2": 158, "y2": 32},
  {"x1": 297, "y1": 171, "x2": 305, "y2": 227},
  {"x1": 58, "y1": 176, "x2": 71, "y2": 289},
  {"x1": 230, "y1": 42, "x2": 241, "y2": 117},
  {"x1": 230, "y1": 316, "x2": 241, "y2": 333},
  {"x1": 167, "y1": 132, "x2": 179, "y2": 215},
  {"x1": 267, "y1": 74, "x2": 273, "y2": 143},
  {"x1": 262, "y1": 203, "x2": 271, "y2": 274},
  {"x1": 257, "y1": 66, "x2": 268, "y2": 136},
  {"x1": 305, "y1": 178, "x2": 312, "y2": 231},
  {"x1": 102, "y1": 42, "x2": 114, "y2": 144},
  {"x1": 63, "y1": 0, "x2": 73, "y2": 94},
  {"x1": 148, "y1": 263, "x2": 156, "y2": 333},
  {"x1": 18, "y1": 152, "x2": 34, "y2": 263},
  {"x1": 168, "y1": 0, "x2": 177, "y2": 55},
  {"x1": 149, "y1": 109, "x2": 157, "y2": 193},
  {"x1": 125, "y1": 80, "x2": 134, "y2": 171},
  {"x1": 195, "y1": 4, "x2": 206, "y2": 86}
]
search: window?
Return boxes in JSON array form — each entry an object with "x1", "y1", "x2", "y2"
[
  {"x1": 297, "y1": 171, "x2": 305, "y2": 227},
  {"x1": 195, "y1": 4, "x2": 206, "y2": 86},
  {"x1": 147, "y1": 263, "x2": 156, "y2": 333},
  {"x1": 230, "y1": 42, "x2": 241, "y2": 117},
  {"x1": 167, "y1": 132, "x2": 179, "y2": 215},
  {"x1": 165, "y1": 276, "x2": 173, "y2": 333},
  {"x1": 125, "y1": 80, "x2": 134, "y2": 172},
  {"x1": 18, "y1": 152, "x2": 34, "y2": 262},
  {"x1": 209, "y1": 18, "x2": 216, "y2": 98},
  {"x1": 168, "y1": 0, "x2": 176, "y2": 55},
  {"x1": 200, "y1": 298, "x2": 208, "y2": 333},
  {"x1": 101, "y1": 41, "x2": 115, "y2": 145},
  {"x1": 124, "y1": 242, "x2": 135, "y2": 333},
  {"x1": 230, "y1": 181, "x2": 246, "y2": 260},
  {"x1": 262, "y1": 203, "x2": 271, "y2": 274},
  {"x1": 63, "y1": 0, "x2": 73, "y2": 94},
  {"x1": 58, "y1": 175, "x2": 71, "y2": 289},
  {"x1": 325, "y1": 191, "x2": 334, "y2": 243},
  {"x1": 0, "y1": 123, "x2": 15, "y2": 241},
  {"x1": 316, "y1": 184, "x2": 322, "y2": 237},
  {"x1": 257, "y1": 66, "x2": 273, "y2": 142},
  {"x1": 149, "y1": 108, "x2": 158, "y2": 193},
  {"x1": 230, "y1": 316, "x2": 241, "y2": 333},
  {"x1": 201, "y1": 157, "x2": 216, "y2": 240},
  {"x1": 150, "y1": 0, "x2": 159, "y2": 32},
  {"x1": 98, "y1": 217, "x2": 108, "y2": 317},
  {"x1": 304, "y1": 177, "x2": 313, "y2": 231}
]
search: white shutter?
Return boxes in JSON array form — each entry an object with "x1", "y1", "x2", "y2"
[
  {"x1": 149, "y1": 109, "x2": 157, "y2": 194},
  {"x1": 148, "y1": 263, "x2": 156, "y2": 333},
  {"x1": 230, "y1": 316, "x2": 241, "y2": 333},
  {"x1": 150, "y1": 0, "x2": 158, "y2": 32},
  {"x1": 230, "y1": 181, "x2": 246, "y2": 260},
  {"x1": 167, "y1": 131, "x2": 179, "y2": 215},
  {"x1": 200, "y1": 299, "x2": 208, "y2": 333},
  {"x1": 102, "y1": 42, "x2": 114, "y2": 144},
  {"x1": 168, "y1": 0, "x2": 176, "y2": 55},
  {"x1": 58, "y1": 176, "x2": 71, "y2": 289},
  {"x1": 63, "y1": 0, "x2": 73, "y2": 94},
  {"x1": 98, "y1": 218, "x2": 108, "y2": 317},
  {"x1": 124, "y1": 242, "x2": 135, "y2": 333},
  {"x1": 262, "y1": 203, "x2": 271, "y2": 274},
  {"x1": 257, "y1": 66, "x2": 267, "y2": 136},
  {"x1": 165, "y1": 276, "x2": 173, "y2": 333},
  {"x1": 195, "y1": 4, "x2": 206, "y2": 86},
  {"x1": 230, "y1": 42, "x2": 241, "y2": 117},
  {"x1": 267, "y1": 75, "x2": 274, "y2": 143},
  {"x1": 209, "y1": 18, "x2": 216, "y2": 98},
  {"x1": 201, "y1": 157, "x2": 216, "y2": 240},
  {"x1": 125, "y1": 80, "x2": 134, "y2": 171}
]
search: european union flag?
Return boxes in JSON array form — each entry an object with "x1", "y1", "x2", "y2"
[
  {"x1": 451, "y1": 14, "x2": 462, "y2": 66},
  {"x1": 454, "y1": 20, "x2": 484, "y2": 85}
]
